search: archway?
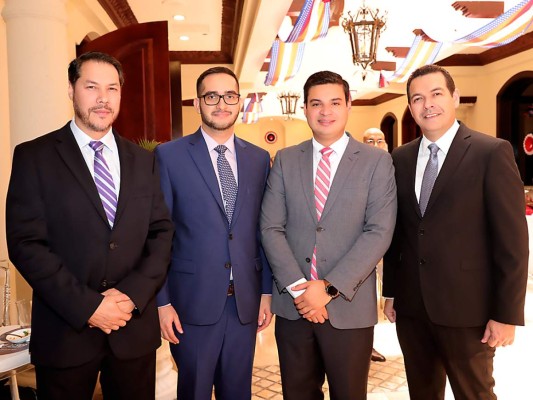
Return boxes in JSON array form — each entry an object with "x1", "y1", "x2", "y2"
[
  {"x1": 401, "y1": 106, "x2": 421, "y2": 145},
  {"x1": 497, "y1": 71, "x2": 533, "y2": 185},
  {"x1": 380, "y1": 113, "x2": 397, "y2": 152}
]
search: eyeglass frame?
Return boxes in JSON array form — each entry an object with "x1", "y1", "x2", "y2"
[{"x1": 199, "y1": 92, "x2": 241, "y2": 106}]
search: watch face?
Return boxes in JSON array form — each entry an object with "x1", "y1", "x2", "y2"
[{"x1": 326, "y1": 284, "x2": 339, "y2": 298}]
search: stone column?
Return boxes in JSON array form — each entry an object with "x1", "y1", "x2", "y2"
[{"x1": 2, "y1": 0, "x2": 71, "y2": 149}]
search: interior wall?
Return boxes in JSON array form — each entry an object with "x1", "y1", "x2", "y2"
[{"x1": 0, "y1": 0, "x2": 10, "y2": 263}]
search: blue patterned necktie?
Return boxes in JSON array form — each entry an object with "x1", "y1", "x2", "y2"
[
  {"x1": 419, "y1": 143, "x2": 439, "y2": 216},
  {"x1": 214, "y1": 145, "x2": 238, "y2": 224},
  {"x1": 89, "y1": 141, "x2": 118, "y2": 227}
]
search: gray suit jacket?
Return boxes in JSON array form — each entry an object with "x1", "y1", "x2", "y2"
[{"x1": 260, "y1": 135, "x2": 397, "y2": 329}]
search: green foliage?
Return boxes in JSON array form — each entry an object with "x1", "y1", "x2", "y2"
[{"x1": 137, "y1": 138, "x2": 161, "y2": 152}]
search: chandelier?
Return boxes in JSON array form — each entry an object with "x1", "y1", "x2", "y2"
[
  {"x1": 342, "y1": 3, "x2": 386, "y2": 79},
  {"x1": 278, "y1": 92, "x2": 300, "y2": 119}
]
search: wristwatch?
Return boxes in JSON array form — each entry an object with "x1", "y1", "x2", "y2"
[{"x1": 324, "y1": 280, "x2": 340, "y2": 299}]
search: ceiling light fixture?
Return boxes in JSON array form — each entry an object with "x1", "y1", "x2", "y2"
[
  {"x1": 342, "y1": 2, "x2": 386, "y2": 80},
  {"x1": 278, "y1": 92, "x2": 300, "y2": 120},
  {"x1": 179, "y1": 35, "x2": 189, "y2": 41},
  {"x1": 173, "y1": 15, "x2": 185, "y2": 21}
]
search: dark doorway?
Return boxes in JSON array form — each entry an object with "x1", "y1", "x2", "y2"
[
  {"x1": 497, "y1": 71, "x2": 533, "y2": 185},
  {"x1": 380, "y1": 113, "x2": 397, "y2": 152},
  {"x1": 401, "y1": 106, "x2": 421, "y2": 145}
]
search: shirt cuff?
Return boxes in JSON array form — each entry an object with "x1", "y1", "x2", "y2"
[{"x1": 286, "y1": 278, "x2": 307, "y2": 298}]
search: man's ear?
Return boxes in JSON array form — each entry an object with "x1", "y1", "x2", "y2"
[
  {"x1": 68, "y1": 83, "x2": 73, "y2": 100},
  {"x1": 452, "y1": 89, "x2": 460, "y2": 108},
  {"x1": 193, "y1": 97, "x2": 200, "y2": 114}
]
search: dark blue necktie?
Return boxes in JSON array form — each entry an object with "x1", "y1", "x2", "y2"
[{"x1": 214, "y1": 145, "x2": 238, "y2": 224}]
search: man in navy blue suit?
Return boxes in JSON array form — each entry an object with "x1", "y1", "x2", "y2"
[{"x1": 156, "y1": 67, "x2": 273, "y2": 400}]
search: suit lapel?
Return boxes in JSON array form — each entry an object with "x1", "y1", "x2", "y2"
[
  {"x1": 403, "y1": 138, "x2": 423, "y2": 218},
  {"x1": 321, "y1": 137, "x2": 359, "y2": 220},
  {"x1": 424, "y1": 126, "x2": 471, "y2": 215},
  {"x1": 299, "y1": 141, "x2": 318, "y2": 224},
  {"x1": 54, "y1": 125, "x2": 109, "y2": 226},
  {"x1": 113, "y1": 133, "x2": 133, "y2": 226},
  {"x1": 231, "y1": 137, "x2": 249, "y2": 227},
  {"x1": 187, "y1": 131, "x2": 226, "y2": 216}
]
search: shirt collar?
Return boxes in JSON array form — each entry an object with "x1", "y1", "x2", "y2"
[
  {"x1": 420, "y1": 120, "x2": 459, "y2": 156},
  {"x1": 312, "y1": 132, "x2": 349, "y2": 156},
  {"x1": 70, "y1": 118, "x2": 116, "y2": 152},
  {"x1": 201, "y1": 127, "x2": 236, "y2": 155}
]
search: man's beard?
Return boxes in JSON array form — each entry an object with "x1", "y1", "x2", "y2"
[
  {"x1": 201, "y1": 111, "x2": 239, "y2": 131},
  {"x1": 74, "y1": 102, "x2": 116, "y2": 133}
]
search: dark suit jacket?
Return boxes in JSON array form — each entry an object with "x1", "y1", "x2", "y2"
[
  {"x1": 155, "y1": 129, "x2": 272, "y2": 326},
  {"x1": 6, "y1": 122, "x2": 174, "y2": 368},
  {"x1": 383, "y1": 123, "x2": 528, "y2": 327}
]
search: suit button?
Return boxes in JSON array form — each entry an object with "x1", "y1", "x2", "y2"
[
  {"x1": 224, "y1": 262, "x2": 232, "y2": 269},
  {"x1": 305, "y1": 258, "x2": 311, "y2": 263},
  {"x1": 419, "y1": 228, "x2": 425, "y2": 235},
  {"x1": 109, "y1": 242, "x2": 118, "y2": 250},
  {"x1": 228, "y1": 233, "x2": 233, "y2": 240},
  {"x1": 316, "y1": 227, "x2": 324, "y2": 232},
  {"x1": 419, "y1": 259, "x2": 426, "y2": 265},
  {"x1": 101, "y1": 279, "x2": 108, "y2": 288}
]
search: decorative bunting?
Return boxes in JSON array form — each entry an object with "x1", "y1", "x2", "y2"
[
  {"x1": 387, "y1": 36, "x2": 443, "y2": 83},
  {"x1": 265, "y1": 0, "x2": 331, "y2": 86},
  {"x1": 242, "y1": 93, "x2": 263, "y2": 124},
  {"x1": 287, "y1": 0, "x2": 331, "y2": 43},
  {"x1": 383, "y1": 0, "x2": 532, "y2": 88},
  {"x1": 264, "y1": 40, "x2": 306, "y2": 86},
  {"x1": 455, "y1": 0, "x2": 533, "y2": 47}
]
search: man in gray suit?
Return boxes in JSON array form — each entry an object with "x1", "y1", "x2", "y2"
[{"x1": 260, "y1": 71, "x2": 397, "y2": 400}]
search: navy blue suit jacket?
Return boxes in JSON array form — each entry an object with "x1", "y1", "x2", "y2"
[{"x1": 155, "y1": 129, "x2": 272, "y2": 325}]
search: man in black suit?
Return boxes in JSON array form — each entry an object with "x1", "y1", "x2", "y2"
[
  {"x1": 6, "y1": 52, "x2": 174, "y2": 400},
  {"x1": 383, "y1": 64, "x2": 528, "y2": 399}
]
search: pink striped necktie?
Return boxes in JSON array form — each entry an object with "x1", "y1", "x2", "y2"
[
  {"x1": 311, "y1": 147, "x2": 334, "y2": 280},
  {"x1": 89, "y1": 141, "x2": 118, "y2": 227}
]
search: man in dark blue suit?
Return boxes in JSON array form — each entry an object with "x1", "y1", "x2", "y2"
[{"x1": 156, "y1": 67, "x2": 273, "y2": 400}]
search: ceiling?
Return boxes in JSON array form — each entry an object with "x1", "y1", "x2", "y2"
[{"x1": 97, "y1": 0, "x2": 533, "y2": 113}]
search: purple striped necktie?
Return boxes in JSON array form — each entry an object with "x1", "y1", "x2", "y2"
[{"x1": 89, "y1": 141, "x2": 118, "y2": 227}]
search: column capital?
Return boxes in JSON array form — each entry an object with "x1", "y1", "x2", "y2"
[{"x1": 2, "y1": 0, "x2": 67, "y2": 25}]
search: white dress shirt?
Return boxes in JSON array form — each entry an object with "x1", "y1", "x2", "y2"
[
  {"x1": 415, "y1": 120, "x2": 459, "y2": 201},
  {"x1": 201, "y1": 128, "x2": 239, "y2": 281},
  {"x1": 70, "y1": 119, "x2": 121, "y2": 199},
  {"x1": 287, "y1": 133, "x2": 350, "y2": 298}
]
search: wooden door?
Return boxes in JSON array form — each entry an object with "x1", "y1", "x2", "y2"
[{"x1": 78, "y1": 21, "x2": 179, "y2": 143}]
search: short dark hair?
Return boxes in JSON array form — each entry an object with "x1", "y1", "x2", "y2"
[
  {"x1": 406, "y1": 64, "x2": 455, "y2": 102},
  {"x1": 303, "y1": 71, "x2": 350, "y2": 105},
  {"x1": 196, "y1": 67, "x2": 239, "y2": 97},
  {"x1": 68, "y1": 51, "x2": 124, "y2": 86}
]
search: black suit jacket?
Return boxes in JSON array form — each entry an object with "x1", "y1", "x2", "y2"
[
  {"x1": 383, "y1": 123, "x2": 528, "y2": 327},
  {"x1": 6, "y1": 122, "x2": 174, "y2": 368}
]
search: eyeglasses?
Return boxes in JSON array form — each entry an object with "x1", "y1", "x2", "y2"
[{"x1": 200, "y1": 93, "x2": 241, "y2": 106}]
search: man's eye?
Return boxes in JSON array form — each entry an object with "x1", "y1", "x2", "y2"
[
  {"x1": 207, "y1": 94, "x2": 218, "y2": 100},
  {"x1": 226, "y1": 94, "x2": 236, "y2": 100}
]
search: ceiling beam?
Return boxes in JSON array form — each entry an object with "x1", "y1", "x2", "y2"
[
  {"x1": 97, "y1": 0, "x2": 137, "y2": 28},
  {"x1": 452, "y1": 1, "x2": 504, "y2": 18}
]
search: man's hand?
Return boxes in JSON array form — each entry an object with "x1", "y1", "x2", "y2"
[
  {"x1": 305, "y1": 306, "x2": 329, "y2": 324},
  {"x1": 257, "y1": 295, "x2": 273, "y2": 333},
  {"x1": 384, "y1": 299, "x2": 396, "y2": 323},
  {"x1": 481, "y1": 319, "x2": 516, "y2": 348},
  {"x1": 293, "y1": 280, "x2": 331, "y2": 319},
  {"x1": 88, "y1": 294, "x2": 132, "y2": 334},
  {"x1": 158, "y1": 305, "x2": 183, "y2": 344},
  {"x1": 102, "y1": 288, "x2": 135, "y2": 313}
]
